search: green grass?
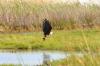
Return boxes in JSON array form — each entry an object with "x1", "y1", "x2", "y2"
[
  {"x1": 0, "y1": 64, "x2": 21, "y2": 66},
  {"x1": 0, "y1": 29, "x2": 100, "y2": 52},
  {"x1": 51, "y1": 54, "x2": 100, "y2": 66}
]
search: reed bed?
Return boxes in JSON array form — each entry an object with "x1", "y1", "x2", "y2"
[{"x1": 0, "y1": 0, "x2": 100, "y2": 32}]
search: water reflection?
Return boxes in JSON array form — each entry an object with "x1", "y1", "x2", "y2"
[{"x1": 0, "y1": 50, "x2": 67, "y2": 66}]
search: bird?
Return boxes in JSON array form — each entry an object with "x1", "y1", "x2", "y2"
[{"x1": 42, "y1": 18, "x2": 52, "y2": 40}]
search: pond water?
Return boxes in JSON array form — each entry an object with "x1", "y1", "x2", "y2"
[
  {"x1": 0, "y1": 50, "x2": 99, "y2": 66},
  {"x1": 0, "y1": 50, "x2": 68, "y2": 66}
]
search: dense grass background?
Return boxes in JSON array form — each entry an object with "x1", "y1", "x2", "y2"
[{"x1": 0, "y1": 0, "x2": 100, "y2": 32}]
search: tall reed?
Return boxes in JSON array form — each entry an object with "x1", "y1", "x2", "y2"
[{"x1": 0, "y1": 0, "x2": 100, "y2": 32}]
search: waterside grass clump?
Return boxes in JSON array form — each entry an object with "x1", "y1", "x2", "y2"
[{"x1": 51, "y1": 54, "x2": 100, "y2": 66}]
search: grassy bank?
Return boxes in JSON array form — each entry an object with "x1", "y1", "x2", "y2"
[
  {"x1": 0, "y1": 29, "x2": 100, "y2": 52},
  {"x1": 51, "y1": 54, "x2": 100, "y2": 66}
]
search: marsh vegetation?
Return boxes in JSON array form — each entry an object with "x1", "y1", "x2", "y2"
[
  {"x1": 0, "y1": 0, "x2": 100, "y2": 32},
  {"x1": 0, "y1": 0, "x2": 100, "y2": 66}
]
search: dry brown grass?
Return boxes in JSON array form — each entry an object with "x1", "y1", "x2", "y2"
[{"x1": 0, "y1": 0, "x2": 100, "y2": 32}]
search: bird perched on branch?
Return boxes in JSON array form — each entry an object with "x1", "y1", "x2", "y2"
[{"x1": 42, "y1": 18, "x2": 52, "y2": 40}]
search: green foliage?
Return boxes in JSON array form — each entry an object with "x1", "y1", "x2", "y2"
[{"x1": 0, "y1": 29, "x2": 100, "y2": 52}]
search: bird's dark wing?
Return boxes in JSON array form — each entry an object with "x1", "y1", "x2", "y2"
[{"x1": 42, "y1": 20, "x2": 52, "y2": 35}]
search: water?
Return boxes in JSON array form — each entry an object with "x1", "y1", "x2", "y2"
[{"x1": 0, "y1": 50, "x2": 67, "y2": 66}]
